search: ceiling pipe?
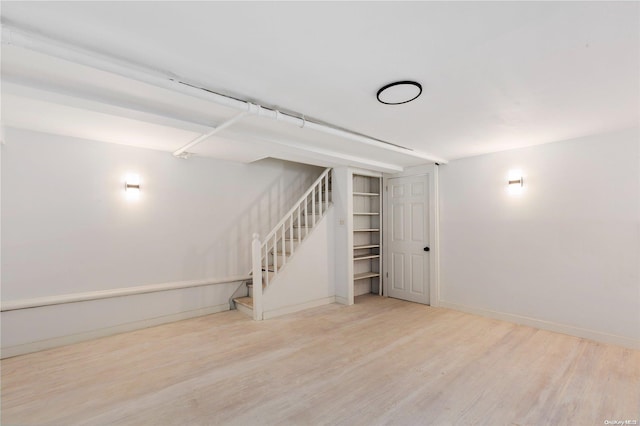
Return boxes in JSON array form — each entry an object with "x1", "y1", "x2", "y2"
[
  {"x1": 172, "y1": 111, "x2": 248, "y2": 158},
  {"x1": 1, "y1": 24, "x2": 448, "y2": 164}
]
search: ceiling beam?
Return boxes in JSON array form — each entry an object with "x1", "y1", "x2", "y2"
[
  {"x1": 219, "y1": 130, "x2": 405, "y2": 173},
  {"x1": 2, "y1": 78, "x2": 216, "y2": 135},
  {"x1": 2, "y1": 23, "x2": 448, "y2": 165}
]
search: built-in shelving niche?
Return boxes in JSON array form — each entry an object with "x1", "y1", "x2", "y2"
[{"x1": 353, "y1": 174, "x2": 382, "y2": 298}]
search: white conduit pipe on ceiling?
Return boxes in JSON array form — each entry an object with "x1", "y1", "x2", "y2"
[
  {"x1": 1, "y1": 24, "x2": 447, "y2": 164},
  {"x1": 172, "y1": 111, "x2": 248, "y2": 157}
]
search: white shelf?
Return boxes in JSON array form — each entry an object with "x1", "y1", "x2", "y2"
[
  {"x1": 354, "y1": 254, "x2": 380, "y2": 261},
  {"x1": 354, "y1": 244, "x2": 380, "y2": 250},
  {"x1": 354, "y1": 272, "x2": 381, "y2": 281},
  {"x1": 352, "y1": 174, "x2": 382, "y2": 298}
]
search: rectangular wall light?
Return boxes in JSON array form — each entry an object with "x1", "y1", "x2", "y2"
[
  {"x1": 124, "y1": 173, "x2": 141, "y2": 201},
  {"x1": 507, "y1": 169, "x2": 524, "y2": 196}
]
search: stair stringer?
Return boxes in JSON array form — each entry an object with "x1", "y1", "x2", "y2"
[{"x1": 261, "y1": 206, "x2": 336, "y2": 319}]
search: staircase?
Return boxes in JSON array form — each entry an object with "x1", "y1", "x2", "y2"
[{"x1": 233, "y1": 168, "x2": 332, "y2": 320}]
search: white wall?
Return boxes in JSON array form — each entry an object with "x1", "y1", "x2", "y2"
[
  {"x1": 1, "y1": 127, "x2": 321, "y2": 355},
  {"x1": 439, "y1": 128, "x2": 640, "y2": 347}
]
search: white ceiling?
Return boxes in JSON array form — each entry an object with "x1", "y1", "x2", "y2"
[{"x1": 1, "y1": 1, "x2": 638, "y2": 169}]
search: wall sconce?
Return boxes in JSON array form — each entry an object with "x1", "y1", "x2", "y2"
[
  {"x1": 508, "y1": 177, "x2": 523, "y2": 187},
  {"x1": 125, "y1": 182, "x2": 140, "y2": 192},
  {"x1": 124, "y1": 173, "x2": 141, "y2": 200},
  {"x1": 507, "y1": 169, "x2": 524, "y2": 196}
]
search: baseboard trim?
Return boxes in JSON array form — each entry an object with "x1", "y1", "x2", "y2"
[
  {"x1": 263, "y1": 296, "x2": 336, "y2": 320},
  {"x1": 1, "y1": 303, "x2": 230, "y2": 359},
  {"x1": 335, "y1": 296, "x2": 350, "y2": 305},
  {"x1": 1, "y1": 276, "x2": 250, "y2": 312},
  {"x1": 438, "y1": 300, "x2": 640, "y2": 350}
]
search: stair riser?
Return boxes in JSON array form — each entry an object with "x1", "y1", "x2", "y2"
[
  {"x1": 268, "y1": 253, "x2": 289, "y2": 268},
  {"x1": 235, "y1": 302, "x2": 253, "y2": 318},
  {"x1": 295, "y1": 216, "x2": 321, "y2": 227},
  {"x1": 286, "y1": 227, "x2": 310, "y2": 240},
  {"x1": 302, "y1": 202, "x2": 330, "y2": 212},
  {"x1": 307, "y1": 194, "x2": 331, "y2": 201},
  {"x1": 276, "y1": 239, "x2": 301, "y2": 251},
  {"x1": 247, "y1": 271, "x2": 277, "y2": 288},
  {"x1": 247, "y1": 280, "x2": 267, "y2": 297},
  {"x1": 266, "y1": 223, "x2": 316, "y2": 242}
]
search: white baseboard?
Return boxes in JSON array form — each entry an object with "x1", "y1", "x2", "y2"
[
  {"x1": 1, "y1": 303, "x2": 230, "y2": 359},
  {"x1": 335, "y1": 296, "x2": 350, "y2": 305},
  {"x1": 263, "y1": 296, "x2": 336, "y2": 320},
  {"x1": 438, "y1": 300, "x2": 640, "y2": 350}
]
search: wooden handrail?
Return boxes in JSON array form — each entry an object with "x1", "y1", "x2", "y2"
[
  {"x1": 2, "y1": 275, "x2": 251, "y2": 312},
  {"x1": 262, "y1": 168, "x2": 332, "y2": 244}
]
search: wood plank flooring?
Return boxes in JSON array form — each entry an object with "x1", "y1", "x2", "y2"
[{"x1": 2, "y1": 295, "x2": 638, "y2": 425}]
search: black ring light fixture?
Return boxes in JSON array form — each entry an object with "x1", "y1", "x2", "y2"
[{"x1": 376, "y1": 81, "x2": 423, "y2": 105}]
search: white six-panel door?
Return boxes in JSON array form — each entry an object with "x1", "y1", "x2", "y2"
[{"x1": 385, "y1": 174, "x2": 430, "y2": 304}]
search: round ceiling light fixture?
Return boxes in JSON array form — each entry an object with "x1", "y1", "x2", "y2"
[{"x1": 376, "y1": 81, "x2": 422, "y2": 105}]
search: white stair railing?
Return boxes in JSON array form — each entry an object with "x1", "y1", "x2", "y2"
[{"x1": 250, "y1": 168, "x2": 332, "y2": 320}]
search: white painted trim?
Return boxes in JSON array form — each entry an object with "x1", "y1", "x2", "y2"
[
  {"x1": 378, "y1": 174, "x2": 384, "y2": 297},
  {"x1": 263, "y1": 296, "x2": 336, "y2": 320},
  {"x1": 349, "y1": 167, "x2": 383, "y2": 178},
  {"x1": 1, "y1": 275, "x2": 250, "y2": 311},
  {"x1": 438, "y1": 301, "x2": 640, "y2": 350},
  {"x1": 388, "y1": 163, "x2": 438, "y2": 177},
  {"x1": 346, "y1": 170, "x2": 354, "y2": 305},
  {"x1": 1, "y1": 303, "x2": 230, "y2": 359},
  {"x1": 251, "y1": 233, "x2": 264, "y2": 321},
  {"x1": 335, "y1": 296, "x2": 350, "y2": 305},
  {"x1": 430, "y1": 165, "x2": 441, "y2": 307}
]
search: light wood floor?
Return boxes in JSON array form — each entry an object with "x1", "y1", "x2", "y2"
[{"x1": 2, "y1": 295, "x2": 638, "y2": 425}]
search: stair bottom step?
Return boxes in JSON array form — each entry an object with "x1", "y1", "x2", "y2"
[
  {"x1": 234, "y1": 296, "x2": 254, "y2": 318},
  {"x1": 234, "y1": 296, "x2": 253, "y2": 308}
]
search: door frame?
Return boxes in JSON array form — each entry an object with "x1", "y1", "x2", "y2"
[{"x1": 383, "y1": 164, "x2": 440, "y2": 306}]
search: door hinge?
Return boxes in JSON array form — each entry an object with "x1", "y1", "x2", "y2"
[
  {"x1": 385, "y1": 185, "x2": 388, "y2": 191},
  {"x1": 386, "y1": 272, "x2": 388, "y2": 278}
]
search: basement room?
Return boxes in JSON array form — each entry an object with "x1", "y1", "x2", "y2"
[{"x1": 1, "y1": 1, "x2": 638, "y2": 425}]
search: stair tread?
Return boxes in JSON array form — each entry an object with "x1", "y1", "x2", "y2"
[
  {"x1": 270, "y1": 247, "x2": 294, "y2": 253},
  {"x1": 234, "y1": 297, "x2": 253, "y2": 308}
]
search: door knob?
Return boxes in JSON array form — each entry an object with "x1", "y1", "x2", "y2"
[{"x1": 423, "y1": 246, "x2": 430, "y2": 252}]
